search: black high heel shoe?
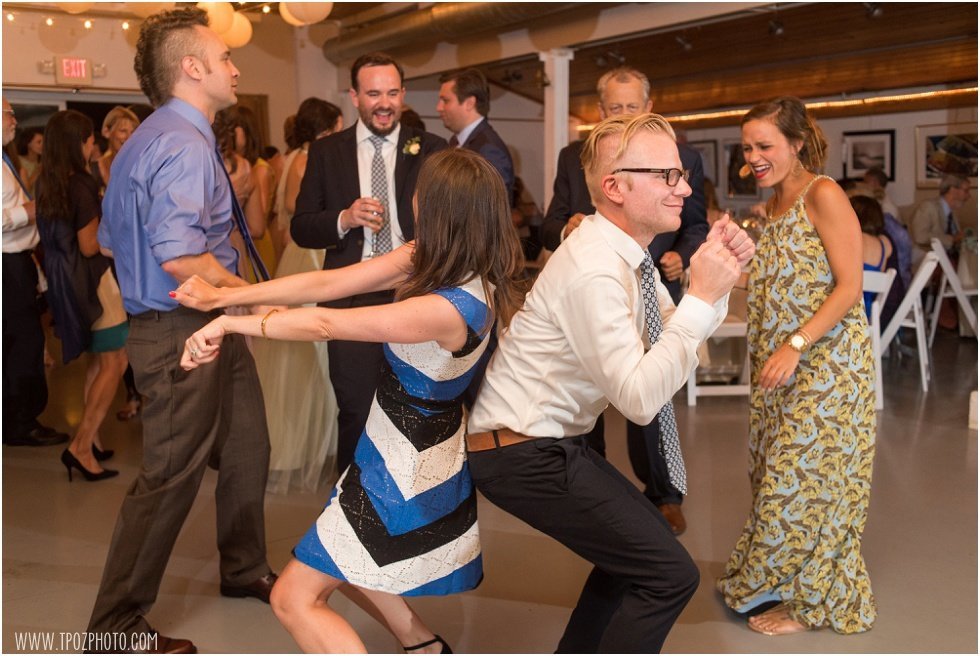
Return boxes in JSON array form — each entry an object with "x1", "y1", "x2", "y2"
[
  {"x1": 60, "y1": 449, "x2": 119, "y2": 482},
  {"x1": 403, "y1": 635, "x2": 452, "y2": 654},
  {"x1": 92, "y1": 445, "x2": 115, "y2": 461}
]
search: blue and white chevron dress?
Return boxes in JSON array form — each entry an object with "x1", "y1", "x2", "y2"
[{"x1": 293, "y1": 277, "x2": 490, "y2": 595}]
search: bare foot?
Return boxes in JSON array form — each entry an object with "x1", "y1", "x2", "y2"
[{"x1": 747, "y1": 603, "x2": 810, "y2": 636}]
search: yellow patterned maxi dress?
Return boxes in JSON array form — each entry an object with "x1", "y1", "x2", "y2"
[{"x1": 716, "y1": 176, "x2": 877, "y2": 633}]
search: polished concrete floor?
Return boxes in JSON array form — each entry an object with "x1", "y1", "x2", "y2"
[{"x1": 3, "y1": 330, "x2": 977, "y2": 653}]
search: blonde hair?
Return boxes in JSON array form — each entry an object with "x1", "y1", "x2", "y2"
[
  {"x1": 102, "y1": 106, "x2": 140, "y2": 135},
  {"x1": 581, "y1": 113, "x2": 677, "y2": 203}
]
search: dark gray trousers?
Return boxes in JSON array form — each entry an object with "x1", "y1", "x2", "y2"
[
  {"x1": 87, "y1": 307, "x2": 271, "y2": 639},
  {"x1": 469, "y1": 436, "x2": 699, "y2": 653}
]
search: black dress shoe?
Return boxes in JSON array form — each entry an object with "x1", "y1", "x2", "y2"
[
  {"x1": 220, "y1": 572, "x2": 277, "y2": 603},
  {"x1": 4, "y1": 427, "x2": 69, "y2": 447}
]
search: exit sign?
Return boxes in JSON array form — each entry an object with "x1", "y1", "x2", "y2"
[{"x1": 54, "y1": 56, "x2": 93, "y2": 86}]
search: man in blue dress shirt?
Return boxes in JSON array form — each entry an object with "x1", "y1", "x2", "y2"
[{"x1": 87, "y1": 8, "x2": 274, "y2": 653}]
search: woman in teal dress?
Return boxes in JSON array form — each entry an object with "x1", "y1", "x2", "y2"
[{"x1": 716, "y1": 97, "x2": 877, "y2": 636}]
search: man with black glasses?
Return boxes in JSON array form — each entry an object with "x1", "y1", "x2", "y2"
[{"x1": 468, "y1": 113, "x2": 753, "y2": 652}]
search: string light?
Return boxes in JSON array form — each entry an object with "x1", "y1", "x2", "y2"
[
  {"x1": 6, "y1": 12, "x2": 14, "y2": 21},
  {"x1": 84, "y1": 19, "x2": 92, "y2": 29},
  {"x1": 262, "y1": 4, "x2": 271, "y2": 13},
  {"x1": 121, "y1": 20, "x2": 130, "y2": 30},
  {"x1": 45, "y1": 17, "x2": 54, "y2": 26}
]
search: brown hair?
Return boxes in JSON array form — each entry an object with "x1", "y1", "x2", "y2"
[
  {"x1": 134, "y1": 7, "x2": 209, "y2": 107},
  {"x1": 36, "y1": 110, "x2": 94, "y2": 221},
  {"x1": 581, "y1": 113, "x2": 676, "y2": 204},
  {"x1": 741, "y1": 96, "x2": 827, "y2": 171},
  {"x1": 213, "y1": 105, "x2": 264, "y2": 165},
  {"x1": 350, "y1": 52, "x2": 404, "y2": 91},
  {"x1": 397, "y1": 149, "x2": 526, "y2": 331},
  {"x1": 439, "y1": 68, "x2": 490, "y2": 117},
  {"x1": 850, "y1": 195, "x2": 884, "y2": 236}
]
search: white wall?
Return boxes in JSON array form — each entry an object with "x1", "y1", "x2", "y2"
[
  {"x1": 1, "y1": 10, "x2": 326, "y2": 153},
  {"x1": 406, "y1": 86, "x2": 547, "y2": 213}
]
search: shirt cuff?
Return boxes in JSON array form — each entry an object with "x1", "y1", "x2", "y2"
[
  {"x1": 337, "y1": 211, "x2": 348, "y2": 238},
  {"x1": 670, "y1": 293, "x2": 726, "y2": 342}
]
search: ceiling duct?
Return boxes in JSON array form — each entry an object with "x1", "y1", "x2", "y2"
[{"x1": 322, "y1": 2, "x2": 587, "y2": 63}]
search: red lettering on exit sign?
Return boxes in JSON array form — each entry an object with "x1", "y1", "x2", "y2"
[{"x1": 54, "y1": 56, "x2": 93, "y2": 86}]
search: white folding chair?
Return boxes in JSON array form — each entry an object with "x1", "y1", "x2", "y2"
[
  {"x1": 927, "y1": 237, "x2": 978, "y2": 345},
  {"x1": 882, "y1": 253, "x2": 938, "y2": 392},
  {"x1": 863, "y1": 268, "x2": 897, "y2": 410},
  {"x1": 687, "y1": 320, "x2": 750, "y2": 405}
]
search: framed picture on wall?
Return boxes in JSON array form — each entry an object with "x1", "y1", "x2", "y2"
[
  {"x1": 723, "y1": 140, "x2": 759, "y2": 199},
  {"x1": 687, "y1": 140, "x2": 717, "y2": 185},
  {"x1": 842, "y1": 130, "x2": 894, "y2": 181},
  {"x1": 915, "y1": 123, "x2": 978, "y2": 188}
]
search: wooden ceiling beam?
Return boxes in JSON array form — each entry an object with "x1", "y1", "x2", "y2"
[{"x1": 569, "y1": 39, "x2": 978, "y2": 121}]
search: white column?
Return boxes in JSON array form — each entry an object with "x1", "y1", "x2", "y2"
[{"x1": 539, "y1": 47, "x2": 574, "y2": 208}]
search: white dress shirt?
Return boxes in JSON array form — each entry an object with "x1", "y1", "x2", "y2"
[
  {"x1": 2, "y1": 159, "x2": 38, "y2": 252},
  {"x1": 337, "y1": 121, "x2": 407, "y2": 261},
  {"x1": 469, "y1": 212, "x2": 727, "y2": 437}
]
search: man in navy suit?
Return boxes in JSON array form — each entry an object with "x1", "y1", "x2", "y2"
[
  {"x1": 437, "y1": 68, "x2": 515, "y2": 203},
  {"x1": 291, "y1": 52, "x2": 448, "y2": 474},
  {"x1": 539, "y1": 67, "x2": 709, "y2": 535}
]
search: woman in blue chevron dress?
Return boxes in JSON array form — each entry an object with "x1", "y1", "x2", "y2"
[{"x1": 174, "y1": 148, "x2": 525, "y2": 653}]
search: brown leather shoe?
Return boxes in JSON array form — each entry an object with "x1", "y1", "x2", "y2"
[
  {"x1": 220, "y1": 572, "x2": 277, "y2": 603},
  {"x1": 148, "y1": 633, "x2": 197, "y2": 654},
  {"x1": 657, "y1": 503, "x2": 687, "y2": 536}
]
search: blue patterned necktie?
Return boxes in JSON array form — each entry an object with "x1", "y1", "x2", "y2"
[
  {"x1": 946, "y1": 211, "x2": 958, "y2": 236},
  {"x1": 369, "y1": 135, "x2": 393, "y2": 254},
  {"x1": 215, "y1": 148, "x2": 270, "y2": 282},
  {"x1": 639, "y1": 252, "x2": 687, "y2": 495},
  {"x1": 3, "y1": 150, "x2": 31, "y2": 199}
]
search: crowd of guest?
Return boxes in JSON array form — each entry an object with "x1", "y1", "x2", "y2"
[{"x1": 2, "y1": 5, "x2": 975, "y2": 654}]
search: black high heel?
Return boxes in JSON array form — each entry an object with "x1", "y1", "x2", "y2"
[
  {"x1": 403, "y1": 635, "x2": 452, "y2": 654},
  {"x1": 92, "y1": 445, "x2": 115, "y2": 461},
  {"x1": 60, "y1": 449, "x2": 119, "y2": 482}
]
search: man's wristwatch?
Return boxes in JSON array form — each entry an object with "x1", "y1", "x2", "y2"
[{"x1": 787, "y1": 329, "x2": 812, "y2": 353}]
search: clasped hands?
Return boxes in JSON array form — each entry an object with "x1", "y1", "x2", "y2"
[
  {"x1": 687, "y1": 214, "x2": 755, "y2": 304},
  {"x1": 170, "y1": 276, "x2": 277, "y2": 371}
]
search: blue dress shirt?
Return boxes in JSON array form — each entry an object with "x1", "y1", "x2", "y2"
[{"x1": 98, "y1": 98, "x2": 239, "y2": 315}]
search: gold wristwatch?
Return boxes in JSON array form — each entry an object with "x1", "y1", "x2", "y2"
[{"x1": 787, "y1": 329, "x2": 812, "y2": 353}]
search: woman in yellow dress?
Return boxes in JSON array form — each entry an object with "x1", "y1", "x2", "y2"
[{"x1": 716, "y1": 96, "x2": 877, "y2": 636}]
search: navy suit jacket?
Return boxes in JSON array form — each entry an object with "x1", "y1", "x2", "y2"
[
  {"x1": 460, "y1": 119, "x2": 515, "y2": 204},
  {"x1": 291, "y1": 123, "x2": 448, "y2": 307},
  {"x1": 540, "y1": 139, "x2": 708, "y2": 302}
]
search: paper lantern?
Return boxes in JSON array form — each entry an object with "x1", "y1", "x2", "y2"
[
  {"x1": 220, "y1": 11, "x2": 252, "y2": 48},
  {"x1": 130, "y1": 3, "x2": 175, "y2": 19},
  {"x1": 281, "y1": 2, "x2": 332, "y2": 25},
  {"x1": 56, "y1": 3, "x2": 94, "y2": 14},
  {"x1": 277, "y1": 2, "x2": 305, "y2": 27},
  {"x1": 196, "y1": 1, "x2": 234, "y2": 34}
]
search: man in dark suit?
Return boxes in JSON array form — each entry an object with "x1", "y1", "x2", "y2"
[
  {"x1": 437, "y1": 67, "x2": 515, "y2": 203},
  {"x1": 539, "y1": 67, "x2": 709, "y2": 535},
  {"x1": 291, "y1": 52, "x2": 448, "y2": 474}
]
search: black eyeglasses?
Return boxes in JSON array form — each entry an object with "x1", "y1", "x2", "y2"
[{"x1": 611, "y1": 167, "x2": 690, "y2": 187}]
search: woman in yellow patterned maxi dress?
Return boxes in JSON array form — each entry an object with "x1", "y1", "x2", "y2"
[{"x1": 716, "y1": 97, "x2": 877, "y2": 636}]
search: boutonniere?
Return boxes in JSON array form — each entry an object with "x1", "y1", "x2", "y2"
[{"x1": 402, "y1": 136, "x2": 421, "y2": 156}]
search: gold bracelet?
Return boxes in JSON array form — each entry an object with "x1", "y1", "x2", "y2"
[{"x1": 260, "y1": 309, "x2": 279, "y2": 339}]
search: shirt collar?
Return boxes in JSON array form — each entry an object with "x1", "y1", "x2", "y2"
[
  {"x1": 592, "y1": 210, "x2": 647, "y2": 271},
  {"x1": 357, "y1": 120, "x2": 401, "y2": 146},
  {"x1": 940, "y1": 196, "x2": 953, "y2": 217},
  {"x1": 456, "y1": 116, "x2": 485, "y2": 146},
  {"x1": 163, "y1": 98, "x2": 217, "y2": 149}
]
